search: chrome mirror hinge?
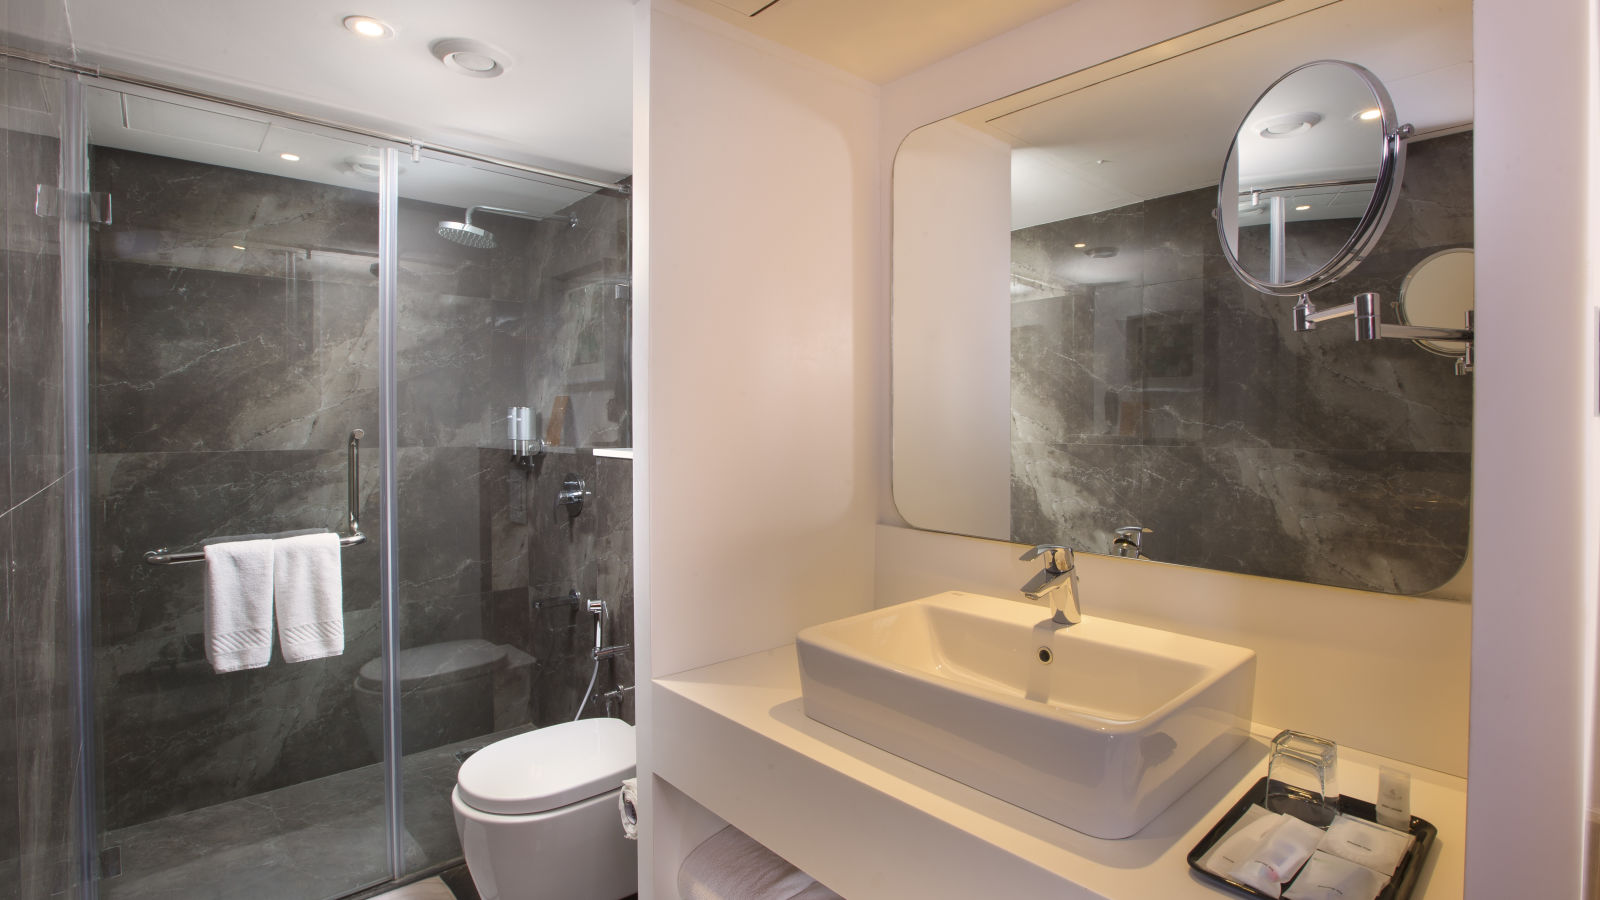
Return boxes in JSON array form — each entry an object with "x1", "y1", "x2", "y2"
[{"x1": 34, "y1": 185, "x2": 111, "y2": 224}]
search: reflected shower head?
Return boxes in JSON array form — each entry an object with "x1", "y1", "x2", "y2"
[
  {"x1": 437, "y1": 205, "x2": 577, "y2": 250},
  {"x1": 437, "y1": 220, "x2": 496, "y2": 249}
]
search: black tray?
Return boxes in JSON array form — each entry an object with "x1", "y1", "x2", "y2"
[{"x1": 1187, "y1": 777, "x2": 1437, "y2": 900}]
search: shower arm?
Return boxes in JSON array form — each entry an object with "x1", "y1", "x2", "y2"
[{"x1": 465, "y1": 206, "x2": 577, "y2": 229}]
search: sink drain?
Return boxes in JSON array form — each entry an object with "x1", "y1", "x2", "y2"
[{"x1": 1037, "y1": 647, "x2": 1053, "y2": 664}]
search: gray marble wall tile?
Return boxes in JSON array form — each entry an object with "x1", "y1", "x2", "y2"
[
  {"x1": 3, "y1": 62, "x2": 83, "y2": 899},
  {"x1": 7, "y1": 131, "x2": 65, "y2": 501},
  {"x1": 1194, "y1": 448, "x2": 1470, "y2": 593},
  {"x1": 1011, "y1": 132, "x2": 1473, "y2": 594},
  {"x1": 522, "y1": 190, "x2": 631, "y2": 449},
  {"x1": 10, "y1": 479, "x2": 80, "y2": 899},
  {"x1": 0, "y1": 508, "x2": 16, "y2": 889}
]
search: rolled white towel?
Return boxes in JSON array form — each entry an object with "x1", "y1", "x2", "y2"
[
  {"x1": 619, "y1": 777, "x2": 639, "y2": 840},
  {"x1": 203, "y1": 538, "x2": 276, "y2": 673},
  {"x1": 274, "y1": 532, "x2": 344, "y2": 662},
  {"x1": 678, "y1": 826, "x2": 828, "y2": 900}
]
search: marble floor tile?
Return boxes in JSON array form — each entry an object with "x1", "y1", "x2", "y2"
[{"x1": 100, "y1": 726, "x2": 532, "y2": 900}]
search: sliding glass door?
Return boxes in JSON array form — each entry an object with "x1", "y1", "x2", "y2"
[{"x1": 84, "y1": 83, "x2": 389, "y2": 900}]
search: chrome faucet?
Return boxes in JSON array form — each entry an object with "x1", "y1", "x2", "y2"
[
  {"x1": 1021, "y1": 544, "x2": 1081, "y2": 626},
  {"x1": 1112, "y1": 525, "x2": 1152, "y2": 559}
]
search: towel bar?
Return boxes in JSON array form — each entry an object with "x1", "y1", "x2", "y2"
[{"x1": 143, "y1": 429, "x2": 368, "y2": 566}]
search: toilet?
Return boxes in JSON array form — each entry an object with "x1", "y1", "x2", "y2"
[{"x1": 452, "y1": 718, "x2": 638, "y2": 900}]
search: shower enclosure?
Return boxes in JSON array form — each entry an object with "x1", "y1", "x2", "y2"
[{"x1": 1, "y1": 51, "x2": 632, "y2": 900}]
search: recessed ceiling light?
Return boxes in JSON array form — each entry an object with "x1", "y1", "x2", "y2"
[
  {"x1": 1358, "y1": 108, "x2": 1382, "y2": 121},
  {"x1": 1073, "y1": 242, "x2": 1087, "y2": 249},
  {"x1": 1294, "y1": 204, "x2": 1312, "y2": 211},
  {"x1": 343, "y1": 15, "x2": 394, "y2": 39},
  {"x1": 279, "y1": 152, "x2": 301, "y2": 162},
  {"x1": 431, "y1": 38, "x2": 512, "y2": 78}
]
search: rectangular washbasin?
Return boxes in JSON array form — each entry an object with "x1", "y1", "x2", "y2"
[{"x1": 796, "y1": 591, "x2": 1256, "y2": 839}]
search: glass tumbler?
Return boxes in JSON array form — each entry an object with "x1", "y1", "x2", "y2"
[{"x1": 1265, "y1": 729, "x2": 1339, "y2": 827}]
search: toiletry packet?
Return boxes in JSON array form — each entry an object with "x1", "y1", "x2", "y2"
[
  {"x1": 1318, "y1": 814, "x2": 1413, "y2": 876},
  {"x1": 1283, "y1": 850, "x2": 1389, "y2": 900},
  {"x1": 1231, "y1": 813, "x2": 1324, "y2": 895},
  {"x1": 1201, "y1": 805, "x2": 1279, "y2": 878}
]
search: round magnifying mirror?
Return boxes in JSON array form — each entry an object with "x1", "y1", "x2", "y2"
[
  {"x1": 1217, "y1": 60, "x2": 1411, "y2": 296},
  {"x1": 1398, "y1": 247, "x2": 1474, "y2": 357}
]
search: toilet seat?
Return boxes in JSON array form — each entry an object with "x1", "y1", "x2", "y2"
[{"x1": 456, "y1": 718, "x2": 635, "y2": 816}]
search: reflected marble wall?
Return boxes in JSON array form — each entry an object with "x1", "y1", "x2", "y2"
[
  {"x1": 1009, "y1": 132, "x2": 1472, "y2": 594},
  {"x1": 89, "y1": 146, "x2": 633, "y2": 837},
  {"x1": 1, "y1": 62, "x2": 85, "y2": 899}
]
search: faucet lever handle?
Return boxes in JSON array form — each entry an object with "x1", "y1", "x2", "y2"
[{"x1": 1022, "y1": 544, "x2": 1073, "y2": 574}]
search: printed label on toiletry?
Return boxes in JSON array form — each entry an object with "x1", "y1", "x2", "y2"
[
  {"x1": 1376, "y1": 766, "x2": 1411, "y2": 831},
  {"x1": 1318, "y1": 814, "x2": 1412, "y2": 876}
]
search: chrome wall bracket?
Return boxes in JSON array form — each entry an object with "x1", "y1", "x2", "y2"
[
  {"x1": 35, "y1": 185, "x2": 112, "y2": 224},
  {"x1": 1293, "y1": 292, "x2": 1474, "y2": 376}
]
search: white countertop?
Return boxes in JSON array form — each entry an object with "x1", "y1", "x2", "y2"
[{"x1": 652, "y1": 643, "x2": 1465, "y2": 900}]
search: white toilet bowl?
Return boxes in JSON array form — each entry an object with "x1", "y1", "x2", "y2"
[{"x1": 452, "y1": 718, "x2": 637, "y2": 900}]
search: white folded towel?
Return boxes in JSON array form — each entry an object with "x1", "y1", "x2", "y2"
[
  {"x1": 274, "y1": 532, "x2": 344, "y2": 663},
  {"x1": 679, "y1": 826, "x2": 830, "y2": 900},
  {"x1": 619, "y1": 777, "x2": 639, "y2": 840},
  {"x1": 203, "y1": 538, "x2": 276, "y2": 673}
]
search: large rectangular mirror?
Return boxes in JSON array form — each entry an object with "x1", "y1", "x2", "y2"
[{"x1": 892, "y1": 0, "x2": 1472, "y2": 596}]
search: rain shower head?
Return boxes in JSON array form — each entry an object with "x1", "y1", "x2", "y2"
[
  {"x1": 438, "y1": 220, "x2": 496, "y2": 249},
  {"x1": 436, "y1": 205, "x2": 577, "y2": 250}
]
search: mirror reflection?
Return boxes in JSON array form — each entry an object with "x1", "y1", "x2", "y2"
[
  {"x1": 1220, "y1": 60, "x2": 1401, "y2": 292},
  {"x1": 892, "y1": 0, "x2": 1473, "y2": 596}
]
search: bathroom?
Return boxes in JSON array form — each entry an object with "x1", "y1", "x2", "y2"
[{"x1": 0, "y1": 0, "x2": 1588, "y2": 899}]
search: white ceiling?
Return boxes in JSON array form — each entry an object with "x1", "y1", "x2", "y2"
[
  {"x1": 676, "y1": 0, "x2": 1080, "y2": 84},
  {"x1": 936, "y1": 0, "x2": 1473, "y2": 230},
  {"x1": 58, "y1": 0, "x2": 634, "y2": 181}
]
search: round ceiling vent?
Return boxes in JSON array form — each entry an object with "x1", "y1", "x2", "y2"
[
  {"x1": 431, "y1": 38, "x2": 512, "y2": 78},
  {"x1": 1256, "y1": 112, "x2": 1323, "y2": 139},
  {"x1": 344, "y1": 156, "x2": 382, "y2": 180}
]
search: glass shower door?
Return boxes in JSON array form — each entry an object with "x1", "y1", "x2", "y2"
[
  {"x1": 391, "y1": 150, "x2": 633, "y2": 875},
  {"x1": 84, "y1": 84, "x2": 391, "y2": 900}
]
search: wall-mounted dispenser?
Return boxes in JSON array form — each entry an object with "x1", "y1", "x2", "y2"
[{"x1": 508, "y1": 406, "x2": 544, "y2": 465}]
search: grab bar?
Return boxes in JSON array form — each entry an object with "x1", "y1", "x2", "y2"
[{"x1": 143, "y1": 429, "x2": 368, "y2": 566}]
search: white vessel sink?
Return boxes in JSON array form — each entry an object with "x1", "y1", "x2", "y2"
[{"x1": 796, "y1": 591, "x2": 1256, "y2": 839}]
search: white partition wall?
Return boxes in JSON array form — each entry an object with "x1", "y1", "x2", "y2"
[{"x1": 634, "y1": 2, "x2": 882, "y2": 895}]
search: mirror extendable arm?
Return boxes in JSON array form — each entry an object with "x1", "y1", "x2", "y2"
[
  {"x1": 1353, "y1": 293, "x2": 1474, "y2": 343},
  {"x1": 1293, "y1": 295, "x2": 1359, "y2": 332},
  {"x1": 1298, "y1": 293, "x2": 1474, "y2": 375}
]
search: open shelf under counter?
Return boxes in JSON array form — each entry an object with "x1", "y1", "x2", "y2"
[{"x1": 652, "y1": 643, "x2": 1465, "y2": 900}]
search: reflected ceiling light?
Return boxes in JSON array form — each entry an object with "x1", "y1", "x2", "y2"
[
  {"x1": 279, "y1": 152, "x2": 301, "y2": 162},
  {"x1": 1073, "y1": 242, "x2": 1087, "y2": 249},
  {"x1": 431, "y1": 38, "x2": 512, "y2": 78},
  {"x1": 232, "y1": 244, "x2": 246, "y2": 250},
  {"x1": 1358, "y1": 108, "x2": 1382, "y2": 121},
  {"x1": 1294, "y1": 204, "x2": 1311, "y2": 211},
  {"x1": 343, "y1": 15, "x2": 394, "y2": 39}
]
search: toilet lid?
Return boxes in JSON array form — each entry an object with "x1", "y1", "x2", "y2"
[
  {"x1": 356, "y1": 639, "x2": 505, "y2": 691},
  {"x1": 456, "y1": 718, "x2": 636, "y2": 816}
]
